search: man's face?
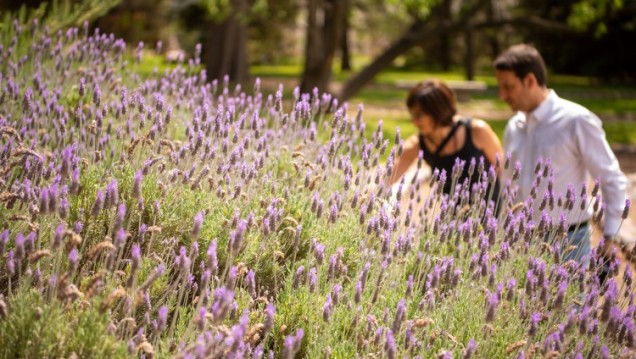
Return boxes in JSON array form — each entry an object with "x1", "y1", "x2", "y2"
[{"x1": 495, "y1": 69, "x2": 532, "y2": 113}]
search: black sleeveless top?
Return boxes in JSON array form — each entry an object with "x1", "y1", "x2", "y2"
[{"x1": 419, "y1": 118, "x2": 500, "y2": 201}]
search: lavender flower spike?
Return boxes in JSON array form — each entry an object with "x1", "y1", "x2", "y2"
[
  {"x1": 132, "y1": 170, "x2": 143, "y2": 199},
  {"x1": 463, "y1": 339, "x2": 477, "y2": 359},
  {"x1": 282, "y1": 328, "x2": 304, "y2": 359},
  {"x1": 191, "y1": 211, "x2": 204, "y2": 240}
]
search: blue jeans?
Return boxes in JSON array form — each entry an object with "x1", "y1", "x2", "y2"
[{"x1": 562, "y1": 223, "x2": 591, "y2": 269}]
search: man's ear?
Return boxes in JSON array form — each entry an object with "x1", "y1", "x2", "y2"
[{"x1": 523, "y1": 73, "x2": 538, "y2": 88}]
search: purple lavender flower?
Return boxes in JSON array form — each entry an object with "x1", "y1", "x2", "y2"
[
  {"x1": 114, "y1": 203, "x2": 126, "y2": 231},
  {"x1": 78, "y1": 77, "x2": 85, "y2": 97},
  {"x1": 157, "y1": 305, "x2": 168, "y2": 331},
  {"x1": 92, "y1": 82, "x2": 101, "y2": 106},
  {"x1": 392, "y1": 299, "x2": 406, "y2": 332},
  {"x1": 70, "y1": 168, "x2": 80, "y2": 194},
  {"x1": 14, "y1": 233, "x2": 25, "y2": 260},
  {"x1": 191, "y1": 211, "x2": 204, "y2": 240},
  {"x1": 352, "y1": 280, "x2": 363, "y2": 304},
  {"x1": 39, "y1": 187, "x2": 49, "y2": 215},
  {"x1": 552, "y1": 280, "x2": 567, "y2": 309},
  {"x1": 405, "y1": 275, "x2": 414, "y2": 298},
  {"x1": 463, "y1": 339, "x2": 477, "y2": 359},
  {"x1": 485, "y1": 292, "x2": 499, "y2": 323},
  {"x1": 106, "y1": 179, "x2": 119, "y2": 208},
  {"x1": 591, "y1": 178, "x2": 600, "y2": 197},
  {"x1": 264, "y1": 303, "x2": 275, "y2": 335},
  {"x1": 131, "y1": 243, "x2": 141, "y2": 271},
  {"x1": 245, "y1": 269, "x2": 256, "y2": 297},
  {"x1": 322, "y1": 295, "x2": 333, "y2": 322},
  {"x1": 227, "y1": 266, "x2": 237, "y2": 290},
  {"x1": 207, "y1": 239, "x2": 218, "y2": 274},
  {"x1": 229, "y1": 219, "x2": 247, "y2": 254},
  {"x1": 506, "y1": 278, "x2": 516, "y2": 301},
  {"x1": 0, "y1": 229, "x2": 8, "y2": 256},
  {"x1": 132, "y1": 170, "x2": 142, "y2": 199},
  {"x1": 252, "y1": 345, "x2": 264, "y2": 359},
  {"x1": 306, "y1": 267, "x2": 316, "y2": 293},
  {"x1": 59, "y1": 197, "x2": 68, "y2": 219},
  {"x1": 282, "y1": 328, "x2": 304, "y2": 359},
  {"x1": 6, "y1": 250, "x2": 15, "y2": 275},
  {"x1": 211, "y1": 287, "x2": 235, "y2": 323},
  {"x1": 529, "y1": 312, "x2": 541, "y2": 337},
  {"x1": 48, "y1": 183, "x2": 59, "y2": 211},
  {"x1": 385, "y1": 329, "x2": 396, "y2": 359},
  {"x1": 114, "y1": 228, "x2": 127, "y2": 248},
  {"x1": 292, "y1": 266, "x2": 305, "y2": 289},
  {"x1": 68, "y1": 248, "x2": 78, "y2": 273},
  {"x1": 312, "y1": 240, "x2": 325, "y2": 265},
  {"x1": 91, "y1": 190, "x2": 104, "y2": 217},
  {"x1": 600, "y1": 345, "x2": 609, "y2": 359}
]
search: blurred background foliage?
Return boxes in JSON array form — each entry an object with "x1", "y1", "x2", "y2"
[
  {"x1": 2, "y1": 0, "x2": 636, "y2": 127},
  {"x1": 3, "y1": 0, "x2": 636, "y2": 94}
]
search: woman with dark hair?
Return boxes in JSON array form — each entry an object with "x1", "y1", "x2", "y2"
[{"x1": 391, "y1": 79, "x2": 503, "y2": 202}]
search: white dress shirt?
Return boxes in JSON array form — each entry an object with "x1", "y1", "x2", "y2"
[{"x1": 502, "y1": 90, "x2": 627, "y2": 236}]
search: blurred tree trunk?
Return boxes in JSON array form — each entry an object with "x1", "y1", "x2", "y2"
[
  {"x1": 484, "y1": 0, "x2": 500, "y2": 58},
  {"x1": 439, "y1": 0, "x2": 452, "y2": 71},
  {"x1": 439, "y1": 35, "x2": 450, "y2": 71},
  {"x1": 340, "y1": 0, "x2": 352, "y2": 71},
  {"x1": 202, "y1": 0, "x2": 249, "y2": 84},
  {"x1": 94, "y1": 0, "x2": 170, "y2": 47},
  {"x1": 300, "y1": 0, "x2": 346, "y2": 94},
  {"x1": 464, "y1": 28, "x2": 474, "y2": 80}
]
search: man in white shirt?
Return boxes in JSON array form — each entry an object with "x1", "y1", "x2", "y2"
[{"x1": 493, "y1": 44, "x2": 628, "y2": 274}]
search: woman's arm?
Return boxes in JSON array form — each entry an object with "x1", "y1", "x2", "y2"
[
  {"x1": 471, "y1": 119, "x2": 504, "y2": 175},
  {"x1": 389, "y1": 134, "x2": 420, "y2": 185}
]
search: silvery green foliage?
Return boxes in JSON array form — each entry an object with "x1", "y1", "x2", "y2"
[{"x1": 0, "y1": 14, "x2": 634, "y2": 359}]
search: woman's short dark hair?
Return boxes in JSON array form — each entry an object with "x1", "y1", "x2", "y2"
[
  {"x1": 493, "y1": 44, "x2": 548, "y2": 86},
  {"x1": 406, "y1": 79, "x2": 457, "y2": 127}
]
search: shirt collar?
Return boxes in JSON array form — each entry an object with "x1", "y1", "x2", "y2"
[{"x1": 528, "y1": 89, "x2": 557, "y2": 123}]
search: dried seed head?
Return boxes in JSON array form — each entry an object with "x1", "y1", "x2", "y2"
[
  {"x1": 88, "y1": 240, "x2": 115, "y2": 259},
  {"x1": 415, "y1": 318, "x2": 434, "y2": 328},
  {"x1": 505, "y1": 340, "x2": 527, "y2": 354},
  {"x1": 135, "y1": 341, "x2": 154, "y2": 356},
  {"x1": 65, "y1": 232, "x2": 82, "y2": 252},
  {"x1": 101, "y1": 288, "x2": 127, "y2": 312},
  {"x1": 85, "y1": 272, "x2": 107, "y2": 299},
  {"x1": 28, "y1": 249, "x2": 51, "y2": 264},
  {"x1": 0, "y1": 192, "x2": 19, "y2": 202}
]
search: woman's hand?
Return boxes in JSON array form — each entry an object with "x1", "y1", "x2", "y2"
[{"x1": 389, "y1": 134, "x2": 420, "y2": 186}]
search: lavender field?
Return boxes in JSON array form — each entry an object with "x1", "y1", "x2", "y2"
[{"x1": 0, "y1": 14, "x2": 634, "y2": 359}]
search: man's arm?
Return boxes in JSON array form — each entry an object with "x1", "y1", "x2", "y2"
[{"x1": 575, "y1": 112, "x2": 628, "y2": 237}]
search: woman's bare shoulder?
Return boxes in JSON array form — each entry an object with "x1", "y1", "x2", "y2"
[
  {"x1": 469, "y1": 118, "x2": 496, "y2": 136},
  {"x1": 468, "y1": 118, "x2": 500, "y2": 146},
  {"x1": 469, "y1": 118, "x2": 491, "y2": 130}
]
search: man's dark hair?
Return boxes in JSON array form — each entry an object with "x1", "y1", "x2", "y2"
[
  {"x1": 406, "y1": 79, "x2": 457, "y2": 126},
  {"x1": 494, "y1": 44, "x2": 548, "y2": 86}
]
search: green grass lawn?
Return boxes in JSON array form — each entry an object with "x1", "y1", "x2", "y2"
[
  {"x1": 140, "y1": 56, "x2": 636, "y2": 145},
  {"x1": 254, "y1": 64, "x2": 636, "y2": 145}
]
